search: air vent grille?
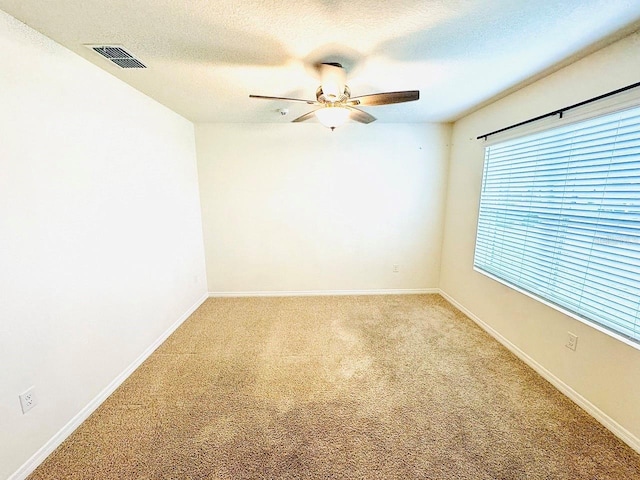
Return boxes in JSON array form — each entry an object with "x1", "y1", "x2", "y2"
[
  {"x1": 111, "y1": 58, "x2": 146, "y2": 69},
  {"x1": 85, "y1": 45, "x2": 147, "y2": 69}
]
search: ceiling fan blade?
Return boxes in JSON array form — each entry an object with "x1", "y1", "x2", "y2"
[
  {"x1": 249, "y1": 94, "x2": 318, "y2": 105},
  {"x1": 348, "y1": 90, "x2": 419, "y2": 107},
  {"x1": 346, "y1": 106, "x2": 376, "y2": 124},
  {"x1": 292, "y1": 110, "x2": 319, "y2": 123}
]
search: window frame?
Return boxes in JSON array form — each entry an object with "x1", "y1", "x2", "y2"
[{"x1": 473, "y1": 98, "x2": 640, "y2": 350}]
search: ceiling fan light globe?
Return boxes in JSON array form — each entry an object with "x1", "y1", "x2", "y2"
[{"x1": 315, "y1": 106, "x2": 350, "y2": 129}]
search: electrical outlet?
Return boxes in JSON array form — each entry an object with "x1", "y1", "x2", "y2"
[
  {"x1": 19, "y1": 387, "x2": 37, "y2": 414},
  {"x1": 393, "y1": 264, "x2": 399, "y2": 273},
  {"x1": 566, "y1": 332, "x2": 578, "y2": 351}
]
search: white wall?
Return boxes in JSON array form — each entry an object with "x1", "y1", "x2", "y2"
[
  {"x1": 196, "y1": 123, "x2": 451, "y2": 294},
  {"x1": 0, "y1": 11, "x2": 207, "y2": 479},
  {"x1": 440, "y1": 31, "x2": 640, "y2": 447}
]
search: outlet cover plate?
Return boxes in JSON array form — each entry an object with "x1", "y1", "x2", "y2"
[{"x1": 19, "y1": 387, "x2": 37, "y2": 414}]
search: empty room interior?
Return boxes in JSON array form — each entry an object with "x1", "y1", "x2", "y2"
[{"x1": 2, "y1": 1, "x2": 640, "y2": 478}]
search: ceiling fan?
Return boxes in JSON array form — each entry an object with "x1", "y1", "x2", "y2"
[{"x1": 249, "y1": 63, "x2": 419, "y2": 130}]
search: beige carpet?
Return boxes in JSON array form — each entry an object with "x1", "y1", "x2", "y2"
[{"x1": 29, "y1": 295, "x2": 640, "y2": 479}]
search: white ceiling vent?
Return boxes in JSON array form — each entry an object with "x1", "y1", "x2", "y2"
[{"x1": 85, "y1": 45, "x2": 146, "y2": 69}]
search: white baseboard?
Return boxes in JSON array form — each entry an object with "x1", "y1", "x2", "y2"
[
  {"x1": 438, "y1": 289, "x2": 640, "y2": 455},
  {"x1": 9, "y1": 292, "x2": 209, "y2": 480},
  {"x1": 209, "y1": 288, "x2": 438, "y2": 297}
]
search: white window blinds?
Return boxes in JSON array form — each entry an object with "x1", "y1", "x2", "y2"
[{"x1": 474, "y1": 105, "x2": 640, "y2": 343}]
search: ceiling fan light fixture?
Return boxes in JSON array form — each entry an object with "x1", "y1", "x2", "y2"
[{"x1": 315, "y1": 106, "x2": 350, "y2": 130}]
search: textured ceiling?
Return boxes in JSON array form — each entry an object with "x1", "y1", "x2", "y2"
[{"x1": 1, "y1": 0, "x2": 640, "y2": 123}]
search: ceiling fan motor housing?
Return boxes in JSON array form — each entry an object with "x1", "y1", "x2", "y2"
[{"x1": 316, "y1": 85, "x2": 351, "y2": 104}]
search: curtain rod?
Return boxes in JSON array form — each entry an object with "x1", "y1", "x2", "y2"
[{"x1": 476, "y1": 80, "x2": 640, "y2": 141}]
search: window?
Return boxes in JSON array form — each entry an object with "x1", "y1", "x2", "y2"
[{"x1": 474, "y1": 105, "x2": 640, "y2": 344}]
